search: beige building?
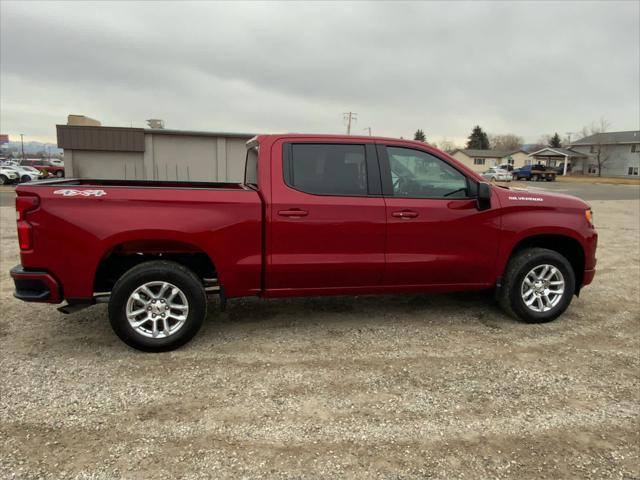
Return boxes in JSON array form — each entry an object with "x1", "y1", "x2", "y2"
[
  {"x1": 57, "y1": 125, "x2": 255, "y2": 182},
  {"x1": 67, "y1": 115, "x2": 102, "y2": 127},
  {"x1": 450, "y1": 149, "x2": 530, "y2": 173}
]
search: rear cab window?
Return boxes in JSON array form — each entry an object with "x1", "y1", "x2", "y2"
[{"x1": 244, "y1": 146, "x2": 259, "y2": 187}]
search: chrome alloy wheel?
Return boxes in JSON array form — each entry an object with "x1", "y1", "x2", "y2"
[
  {"x1": 521, "y1": 264, "x2": 565, "y2": 313},
  {"x1": 125, "y1": 281, "x2": 189, "y2": 338}
]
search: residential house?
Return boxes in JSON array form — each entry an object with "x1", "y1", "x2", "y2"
[
  {"x1": 528, "y1": 147, "x2": 588, "y2": 175},
  {"x1": 569, "y1": 130, "x2": 639, "y2": 177},
  {"x1": 450, "y1": 149, "x2": 529, "y2": 173}
]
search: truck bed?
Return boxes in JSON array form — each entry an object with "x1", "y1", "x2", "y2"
[{"x1": 15, "y1": 178, "x2": 263, "y2": 300}]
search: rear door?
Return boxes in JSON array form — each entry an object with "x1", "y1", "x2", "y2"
[
  {"x1": 267, "y1": 140, "x2": 386, "y2": 291},
  {"x1": 379, "y1": 143, "x2": 501, "y2": 287}
]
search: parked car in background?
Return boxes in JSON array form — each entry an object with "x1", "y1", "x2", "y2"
[
  {"x1": 49, "y1": 159, "x2": 64, "y2": 167},
  {"x1": 481, "y1": 167, "x2": 512, "y2": 182},
  {"x1": 0, "y1": 166, "x2": 19, "y2": 184},
  {"x1": 495, "y1": 163, "x2": 514, "y2": 172},
  {"x1": 20, "y1": 159, "x2": 65, "y2": 178},
  {"x1": 1, "y1": 158, "x2": 21, "y2": 167},
  {"x1": 1, "y1": 165, "x2": 44, "y2": 183},
  {"x1": 512, "y1": 164, "x2": 557, "y2": 182}
]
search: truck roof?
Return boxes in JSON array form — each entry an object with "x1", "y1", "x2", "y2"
[{"x1": 253, "y1": 133, "x2": 433, "y2": 148}]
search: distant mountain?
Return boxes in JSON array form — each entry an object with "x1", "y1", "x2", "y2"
[{"x1": 4, "y1": 141, "x2": 63, "y2": 155}]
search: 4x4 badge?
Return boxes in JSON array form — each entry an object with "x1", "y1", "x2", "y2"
[{"x1": 53, "y1": 189, "x2": 107, "y2": 197}]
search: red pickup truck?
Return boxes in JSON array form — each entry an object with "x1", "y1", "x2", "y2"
[{"x1": 11, "y1": 134, "x2": 597, "y2": 351}]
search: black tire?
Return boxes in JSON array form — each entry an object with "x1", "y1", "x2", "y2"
[
  {"x1": 55, "y1": 170, "x2": 64, "y2": 178},
  {"x1": 531, "y1": 175, "x2": 539, "y2": 182},
  {"x1": 21, "y1": 175, "x2": 31, "y2": 183},
  {"x1": 108, "y1": 260, "x2": 207, "y2": 352},
  {"x1": 498, "y1": 248, "x2": 575, "y2": 323},
  {"x1": 0, "y1": 175, "x2": 7, "y2": 185}
]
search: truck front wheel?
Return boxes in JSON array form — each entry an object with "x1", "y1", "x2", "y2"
[
  {"x1": 498, "y1": 248, "x2": 575, "y2": 323},
  {"x1": 108, "y1": 260, "x2": 207, "y2": 351}
]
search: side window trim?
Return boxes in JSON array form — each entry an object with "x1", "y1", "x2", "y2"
[
  {"x1": 378, "y1": 144, "x2": 475, "y2": 200},
  {"x1": 282, "y1": 142, "x2": 382, "y2": 197},
  {"x1": 376, "y1": 144, "x2": 394, "y2": 196}
]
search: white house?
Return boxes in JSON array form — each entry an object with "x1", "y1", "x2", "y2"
[
  {"x1": 569, "y1": 130, "x2": 640, "y2": 177},
  {"x1": 528, "y1": 147, "x2": 588, "y2": 175}
]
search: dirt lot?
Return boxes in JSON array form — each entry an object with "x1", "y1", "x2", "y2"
[{"x1": 1, "y1": 187, "x2": 639, "y2": 479}]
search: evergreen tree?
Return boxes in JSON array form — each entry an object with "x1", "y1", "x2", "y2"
[
  {"x1": 414, "y1": 129, "x2": 426, "y2": 142},
  {"x1": 550, "y1": 132, "x2": 562, "y2": 148},
  {"x1": 466, "y1": 125, "x2": 490, "y2": 149}
]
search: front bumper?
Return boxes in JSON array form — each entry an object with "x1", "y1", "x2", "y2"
[{"x1": 10, "y1": 265, "x2": 62, "y2": 303}]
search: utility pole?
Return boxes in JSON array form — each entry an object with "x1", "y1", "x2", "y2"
[
  {"x1": 20, "y1": 134, "x2": 25, "y2": 161},
  {"x1": 343, "y1": 112, "x2": 358, "y2": 135},
  {"x1": 566, "y1": 132, "x2": 575, "y2": 146},
  {"x1": 363, "y1": 127, "x2": 372, "y2": 136}
]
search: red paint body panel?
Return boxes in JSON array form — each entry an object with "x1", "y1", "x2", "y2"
[
  {"x1": 12, "y1": 134, "x2": 598, "y2": 305},
  {"x1": 16, "y1": 184, "x2": 262, "y2": 299},
  {"x1": 267, "y1": 138, "x2": 386, "y2": 290}
]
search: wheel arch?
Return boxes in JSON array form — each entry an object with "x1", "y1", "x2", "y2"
[
  {"x1": 93, "y1": 238, "x2": 218, "y2": 294},
  {"x1": 506, "y1": 233, "x2": 585, "y2": 293}
]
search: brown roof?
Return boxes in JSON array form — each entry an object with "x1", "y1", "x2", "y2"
[{"x1": 57, "y1": 125, "x2": 145, "y2": 152}]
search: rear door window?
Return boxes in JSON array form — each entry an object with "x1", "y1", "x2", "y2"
[{"x1": 284, "y1": 144, "x2": 368, "y2": 196}]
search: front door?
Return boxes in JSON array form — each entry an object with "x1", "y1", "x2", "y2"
[
  {"x1": 267, "y1": 140, "x2": 386, "y2": 292},
  {"x1": 380, "y1": 144, "x2": 501, "y2": 287}
]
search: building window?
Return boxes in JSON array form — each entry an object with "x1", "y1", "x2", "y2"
[
  {"x1": 524, "y1": 159, "x2": 532, "y2": 166},
  {"x1": 628, "y1": 166, "x2": 639, "y2": 176},
  {"x1": 632, "y1": 144, "x2": 639, "y2": 153},
  {"x1": 506, "y1": 157, "x2": 514, "y2": 165},
  {"x1": 473, "y1": 158, "x2": 485, "y2": 165},
  {"x1": 588, "y1": 164, "x2": 597, "y2": 174}
]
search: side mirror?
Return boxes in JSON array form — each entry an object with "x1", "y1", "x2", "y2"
[{"x1": 477, "y1": 182, "x2": 492, "y2": 211}]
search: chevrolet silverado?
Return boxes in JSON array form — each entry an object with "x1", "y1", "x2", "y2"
[{"x1": 10, "y1": 134, "x2": 597, "y2": 351}]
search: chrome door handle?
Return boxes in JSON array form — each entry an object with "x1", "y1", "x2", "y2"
[{"x1": 391, "y1": 210, "x2": 419, "y2": 218}]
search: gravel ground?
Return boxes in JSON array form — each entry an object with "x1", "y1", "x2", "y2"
[{"x1": 0, "y1": 195, "x2": 639, "y2": 479}]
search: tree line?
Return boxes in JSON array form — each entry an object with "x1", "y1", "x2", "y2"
[
  {"x1": 412, "y1": 118, "x2": 608, "y2": 154},
  {"x1": 411, "y1": 117, "x2": 612, "y2": 175}
]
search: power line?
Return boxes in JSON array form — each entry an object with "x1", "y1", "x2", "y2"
[{"x1": 343, "y1": 112, "x2": 358, "y2": 135}]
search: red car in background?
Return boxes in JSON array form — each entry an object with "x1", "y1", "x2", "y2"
[{"x1": 19, "y1": 158, "x2": 65, "y2": 178}]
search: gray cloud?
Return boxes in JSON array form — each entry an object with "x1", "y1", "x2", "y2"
[{"x1": 1, "y1": 0, "x2": 638, "y2": 144}]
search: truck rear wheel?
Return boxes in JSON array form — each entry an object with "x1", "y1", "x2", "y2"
[
  {"x1": 108, "y1": 260, "x2": 207, "y2": 352},
  {"x1": 498, "y1": 248, "x2": 575, "y2": 323}
]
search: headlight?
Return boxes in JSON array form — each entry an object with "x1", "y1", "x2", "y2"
[{"x1": 585, "y1": 208, "x2": 594, "y2": 227}]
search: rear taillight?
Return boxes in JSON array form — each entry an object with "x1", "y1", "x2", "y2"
[{"x1": 15, "y1": 195, "x2": 39, "y2": 250}]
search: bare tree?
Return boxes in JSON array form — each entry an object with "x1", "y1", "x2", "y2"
[
  {"x1": 579, "y1": 117, "x2": 611, "y2": 176},
  {"x1": 489, "y1": 133, "x2": 524, "y2": 151},
  {"x1": 438, "y1": 138, "x2": 459, "y2": 153},
  {"x1": 538, "y1": 134, "x2": 553, "y2": 147}
]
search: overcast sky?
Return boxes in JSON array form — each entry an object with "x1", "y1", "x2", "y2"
[{"x1": 1, "y1": 1, "x2": 639, "y2": 145}]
